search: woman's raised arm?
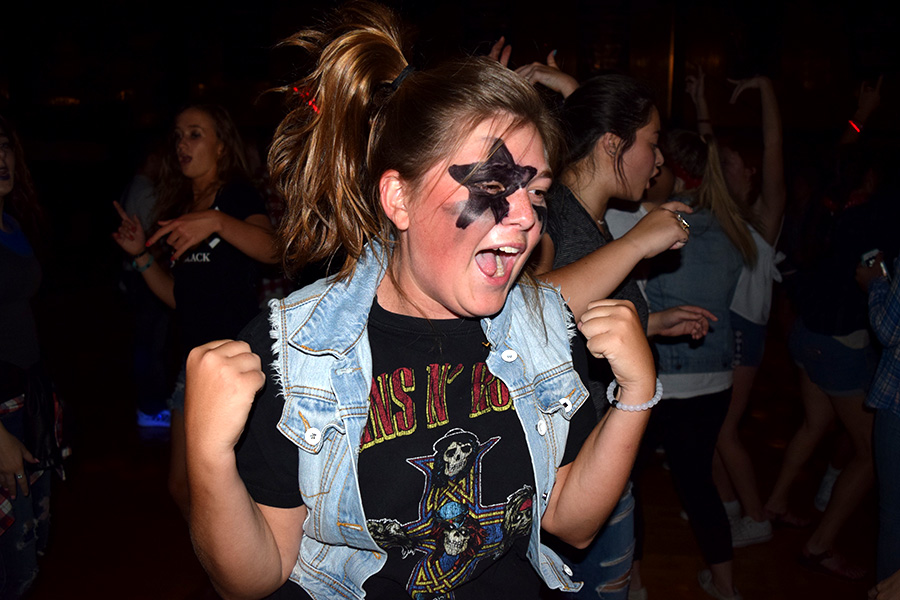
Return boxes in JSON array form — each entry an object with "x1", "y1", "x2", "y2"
[{"x1": 185, "y1": 340, "x2": 304, "y2": 599}]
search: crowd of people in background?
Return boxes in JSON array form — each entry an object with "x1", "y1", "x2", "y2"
[{"x1": 1, "y1": 2, "x2": 898, "y2": 599}]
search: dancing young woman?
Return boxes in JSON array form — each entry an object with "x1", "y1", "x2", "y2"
[
  {"x1": 184, "y1": 3, "x2": 659, "y2": 599},
  {"x1": 521, "y1": 72, "x2": 711, "y2": 600},
  {"x1": 112, "y1": 104, "x2": 276, "y2": 517},
  {"x1": 684, "y1": 69, "x2": 787, "y2": 547},
  {"x1": 630, "y1": 129, "x2": 758, "y2": 600}
]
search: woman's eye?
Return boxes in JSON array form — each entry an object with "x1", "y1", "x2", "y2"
[
  {"x1": 474, "y1": 180, "x2": 506, "y2": 195},
  {"x1": 190, "y1": 131, "x2": 202, "y2": 139}
]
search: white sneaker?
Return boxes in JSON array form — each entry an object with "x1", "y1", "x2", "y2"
[
  {"x1": 730, "y1": 515, "x2": 773, "y2": 548},
  {"x1": 698, "y1": 569, "x2": 742, "y2": 600}
]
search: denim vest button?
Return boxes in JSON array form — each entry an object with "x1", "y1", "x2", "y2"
[
  {"x1": 536, "y1": 419, "x2": 547, "y2": 435},
  {"x1": 305, "y1": 428, "x2": 322, "y2": 445},
  {"x1": 558, "y1": 398, "x2": 573, "y2": 413},
  {"x1": 563, "y1": 564, "x2": 573, "y2": 576},
  {"x1": 501, "y1": 349, "x2": 518, "y2": 362}
]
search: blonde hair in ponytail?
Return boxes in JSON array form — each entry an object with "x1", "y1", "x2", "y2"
[
  {"x1": 667, "y1": 130, "x2": 757, "y2": 267},
  {"x1": 268, "y1": 1, "x2": 560, "y2": 282}
]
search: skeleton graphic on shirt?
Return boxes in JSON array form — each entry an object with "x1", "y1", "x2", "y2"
[{"x1": 367, "y1": 428, "x2": 534, "y2": 599}]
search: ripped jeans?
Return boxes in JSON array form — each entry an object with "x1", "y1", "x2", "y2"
[
  {"x1": 553, "y1": 481, "x2": 635, "y2": 599},
  {"x1": 0, "y1": 409, "x2": 51, "y2": 600}
]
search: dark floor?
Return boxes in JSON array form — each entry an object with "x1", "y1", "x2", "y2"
[{"x1": 24, "y1": 282, "x2": 876, "y2": 599}]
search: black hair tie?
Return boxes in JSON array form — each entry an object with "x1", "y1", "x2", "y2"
[{"x1": 390, "y1": 65, "x2": 415, "y2": 91}]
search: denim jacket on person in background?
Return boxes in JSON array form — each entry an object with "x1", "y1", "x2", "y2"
[
  {"x1": 644, "y1": 205, "x2": 744, "y2": 375},
  {"x1": 267, "y1": 243, "x2": 590, "y2": 599}
]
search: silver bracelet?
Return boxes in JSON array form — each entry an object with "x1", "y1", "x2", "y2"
[{"x1": 606, "y1": 378, "x2": 663, "y2": 412}]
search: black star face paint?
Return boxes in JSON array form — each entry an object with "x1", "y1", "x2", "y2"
[
  {"x1": 449, "y1": 139, "x2": 539, "y2": 229},
  {"x1": 533, "y1": 204, "x2": 547, "y2": 235}
]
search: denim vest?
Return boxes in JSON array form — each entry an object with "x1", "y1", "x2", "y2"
[
  {"x1": 644, "y1": 207, "x2": 743, "y2": 374},
  {"x1": 268, "y1": 244, "x2": 590, "y2": 599}
]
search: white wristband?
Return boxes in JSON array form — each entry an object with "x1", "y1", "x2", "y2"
[{"x1": 607, "y1": 378, "x2": 663, "y2": 412}]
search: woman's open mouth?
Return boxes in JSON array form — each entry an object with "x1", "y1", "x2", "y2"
[{"x1": 475, "y1": 246, "x2": 521, "y2": 280}]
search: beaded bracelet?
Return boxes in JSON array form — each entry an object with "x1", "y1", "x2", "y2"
[
  {"x1": 606, "y1": 378, "x2": 663, "y2": 412},
  {"x1": 133, "y1": 253, "x2": 154, "y2": 273}
]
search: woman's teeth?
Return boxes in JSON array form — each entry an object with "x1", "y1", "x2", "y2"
[
  {"x1": 477, "y1": 246, "x2": 518, "y2": 278},
  {"x1": 493, "y1": 253, "x2": 506, "y2": 277}
]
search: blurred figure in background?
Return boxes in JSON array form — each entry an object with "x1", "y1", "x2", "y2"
[
  {"x1": 117, "y1": 137, "x2": 174, "y2": 428},
  {"x1": 767, "y1": 78, "x2": 891, "y2": 580},
  {"x1": 112, "y1": 104, "x2": 277, "y2": 518},
  {"x1": 858, "y1": 250, "x2": 900, "y2": 598},
  {"x1": 0, "y1": 114, "x2": 54, "y2": 599}
]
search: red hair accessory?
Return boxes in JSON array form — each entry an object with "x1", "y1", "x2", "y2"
[{"x1": 669, "y1": 159, "x2": 702, "y2": 190}]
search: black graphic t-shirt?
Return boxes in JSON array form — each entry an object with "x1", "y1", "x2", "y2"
[
  {"x1": 236, "y1": 298, "x2": 595, "y2": 599},
  {"x1": 172, "y1": 179, "x2": 266, "y2": 358}
]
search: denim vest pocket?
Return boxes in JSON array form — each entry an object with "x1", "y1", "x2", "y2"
[
  {"x1": 531, "y1": 365, "x2": 589, "y2": 419},
  {"x1": 278, "y1": 387, "x2": 345, "y2": 454}
]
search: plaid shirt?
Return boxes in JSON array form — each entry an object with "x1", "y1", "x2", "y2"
[
  {"x1": 0, "y1": 395, "x2": 39, "y2": 535},
  {"x1": 0, "y1": 390, "x2": 67, "y2": 536},
  {"x1": 866, "y1": 256, "x2": 900, "y2": 416}
]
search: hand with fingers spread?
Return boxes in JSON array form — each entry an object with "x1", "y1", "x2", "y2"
[
  {"x1": 578, "y1": 299, "x2": 656, "y2": 401},
  {"x1": 648, "y1": 305, "x2": 717, "y2": 339},
  {"x1": 685, "y1": 66, "x2": 706, "y2": 108},
  {"x1": 621, "y1": 200, "x2": 693, "y2": 256},
  {"x1": 185, "y1": 340, "x2": 266, "y2": 456},
  {"x1": 112, "y1": 200, "x2": 148, "y2": 257},
  {"x1": 515, "y1": 51, "x2": 579, "y2": 98},
  {"x1": 0, "y1": 424, "x2": 38, "y2": 499},
  {"x1": 488, "y1": 36, "x2": 512, "y2": 67},
  {"x1": 146, "y1": 210, "x2": 223, "y2": 262}
]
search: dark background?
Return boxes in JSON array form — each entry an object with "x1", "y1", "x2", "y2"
[{"x1": 2, "y1": 0, "x2": 898, "y2": 296}]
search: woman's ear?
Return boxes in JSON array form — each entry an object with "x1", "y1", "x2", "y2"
[
  {"x1": 601, "y1": 132, "x2": 622, "y2": 158},
  {"x1": 379, "y1": 170, "x2": 410, "y2": 231}
]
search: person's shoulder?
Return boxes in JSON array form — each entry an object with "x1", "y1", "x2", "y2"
[
  {"x1": 218, "y1": 178, "x2": 264, "y2": 205},
  {"x1": 239, "y1": 308, "x2": 275, "y2": 354},
  {"x1": 509, "y1": 279, "x2": 572, "y2": 332},
  {"x1": 547, "y1": 182, "x2": 575, "y2": 210}
]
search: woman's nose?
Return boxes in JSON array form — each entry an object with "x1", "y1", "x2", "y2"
[{"x1": 503, "y1": 189, "x2": 537, "y2": 230}]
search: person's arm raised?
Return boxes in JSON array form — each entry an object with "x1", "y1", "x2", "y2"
[
  {"x1": 841, "y1": 75, "x2": 882, "y2": 145},
  {"x1": 536, "y1": 201, "x2": 692, "y2": 321},
  {"x1": 540, "y1": 299, "x2": 655, "y2": 548},
  {"x1": 730, "y1": 76, "x2": 786, "y2": 245},
  {"x1": 515, "y1": 51, "x2": 579, "y2": 98},
  {"x1": 686, "y1": 66, "x2": 714, "y2": 139},
  {"x1": 186, "y1": 340, "x2": 304, "y2": 599}
]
